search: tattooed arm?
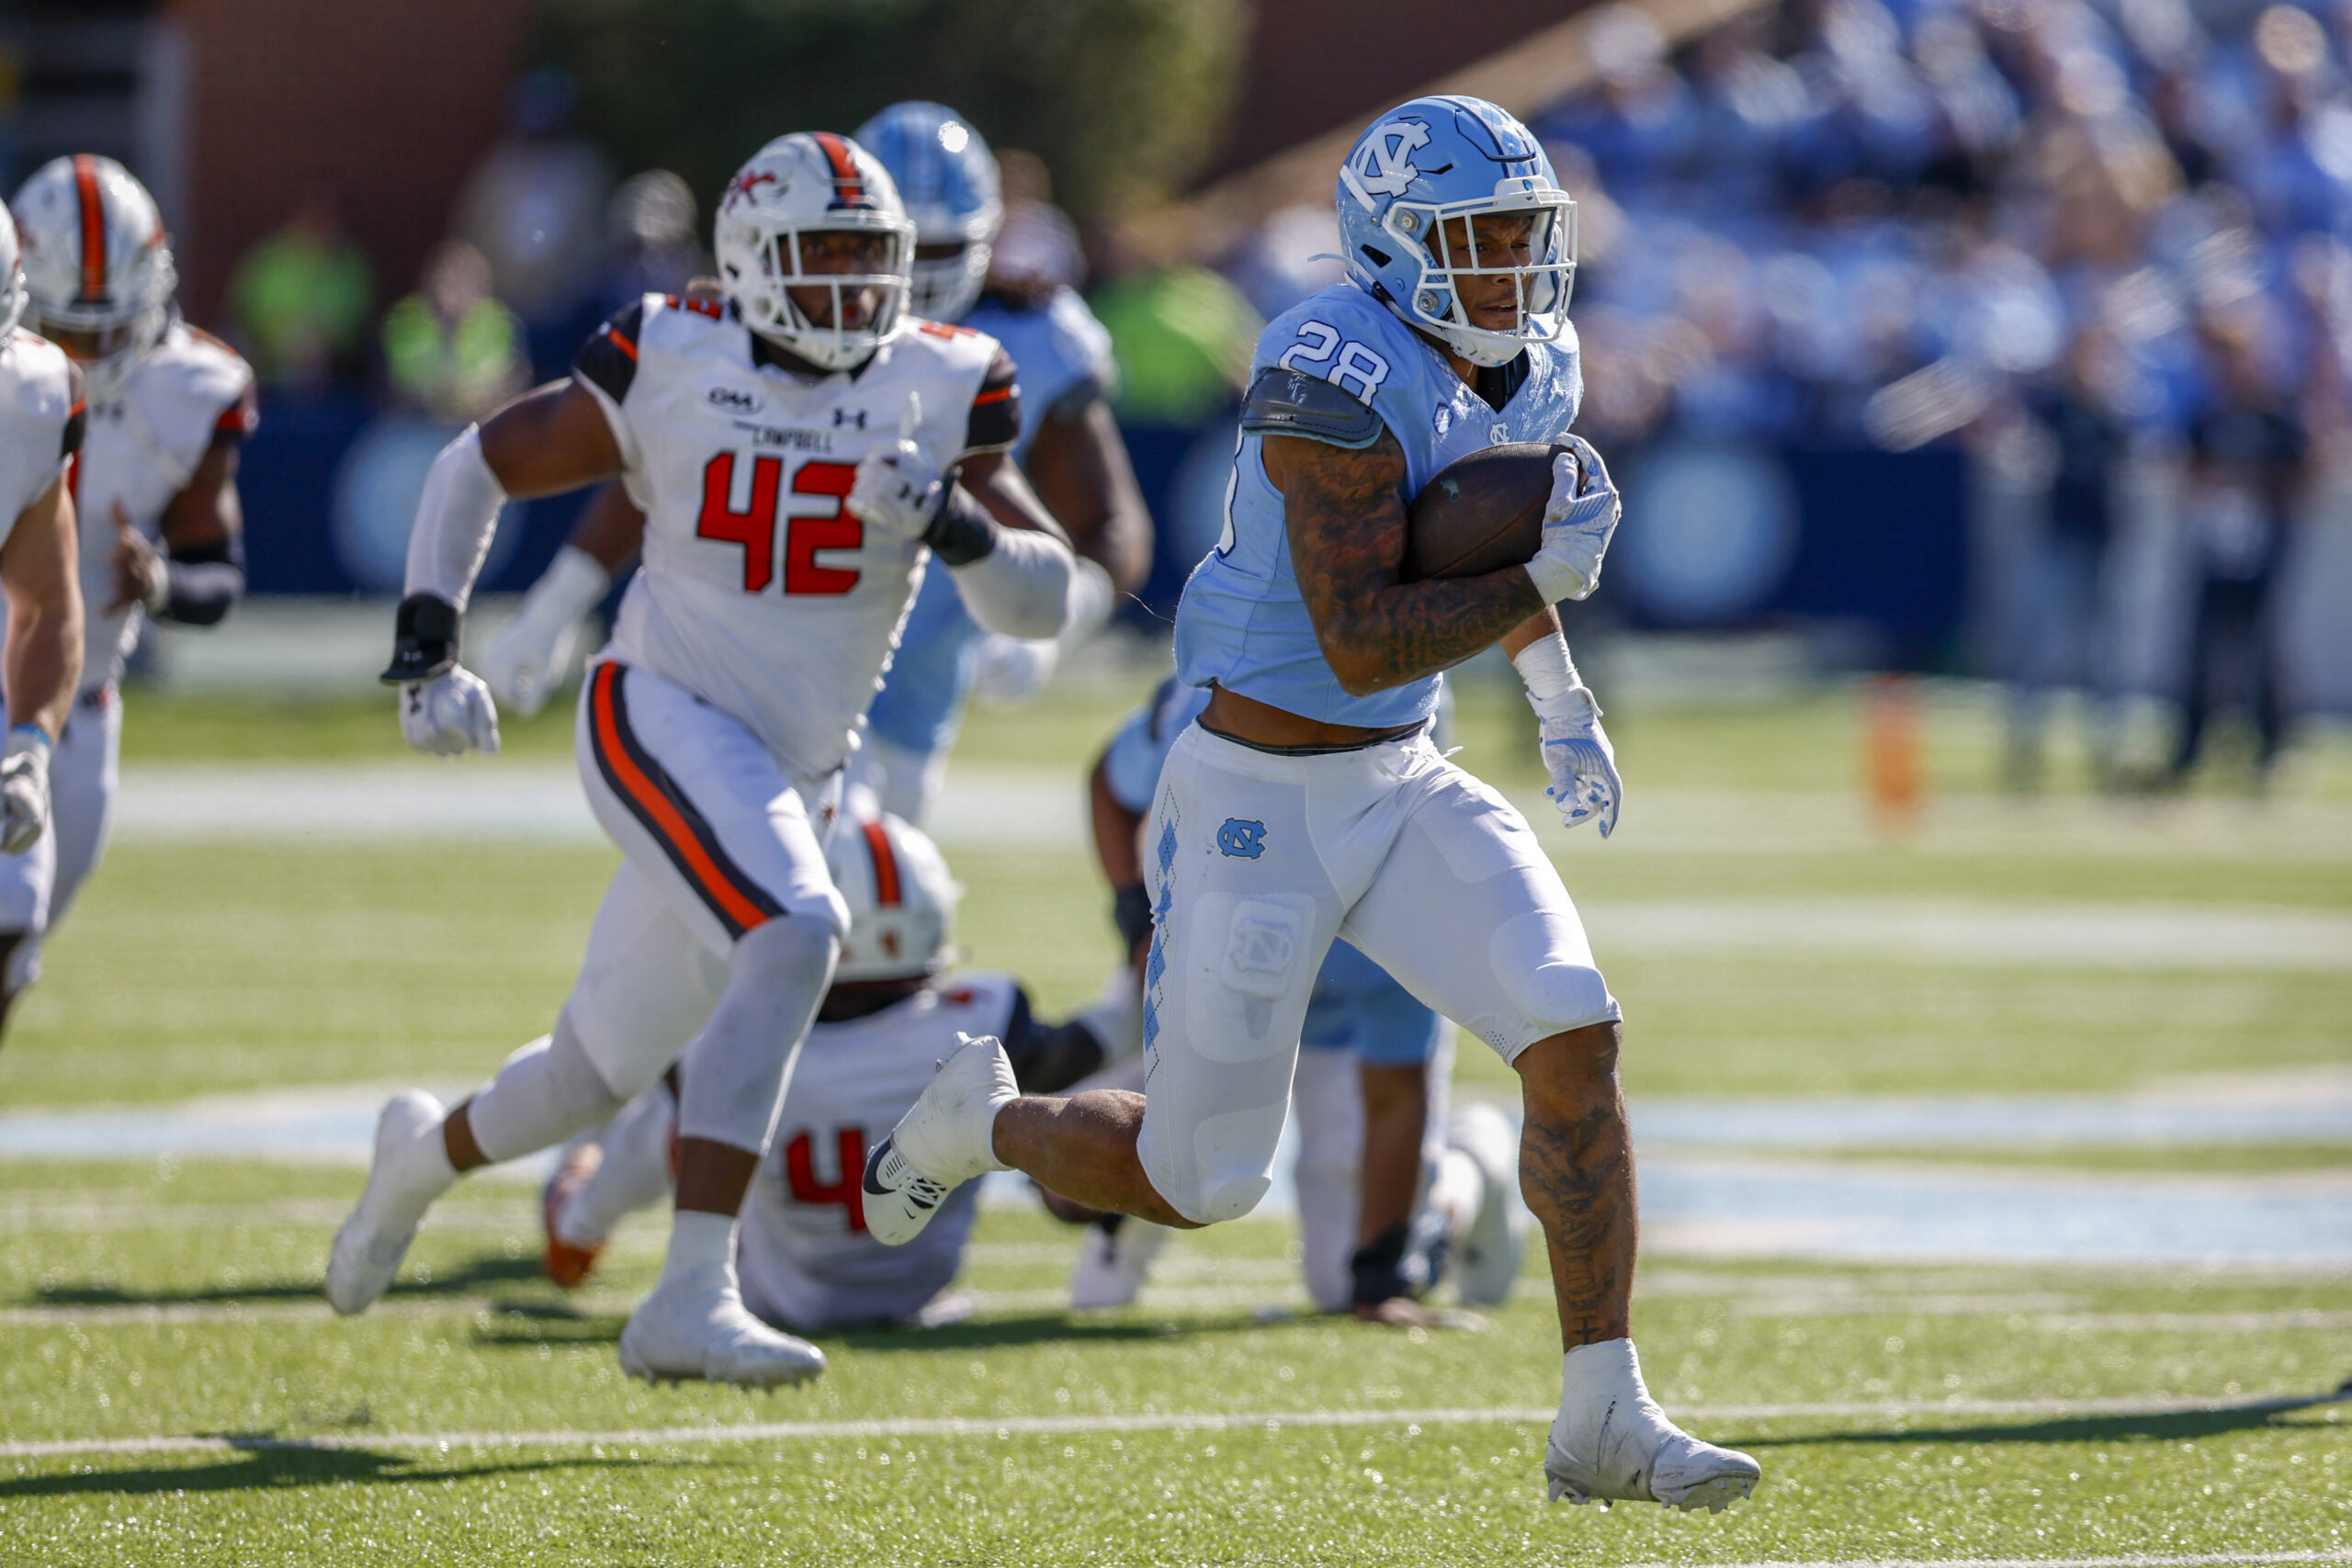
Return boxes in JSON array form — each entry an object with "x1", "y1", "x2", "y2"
[{"x1": 1267, "y1": 429, "x2": 1546, "y2": 696}]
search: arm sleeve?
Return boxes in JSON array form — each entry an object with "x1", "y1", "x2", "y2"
[
  {"x1": 963, "y1": 344, "x2": 1021, "y2": 454},
  {"x1": 947, "y1": 520, "x2": 1075, "y2": 638},
  {"x1": 400, "y1": 424, "x2": 509, "y2": 613}
]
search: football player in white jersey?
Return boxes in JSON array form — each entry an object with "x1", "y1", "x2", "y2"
[
  {"x1": 0, "y1": 204, "x2": 90, "y2": 939},
  {"x1": 541, "y1": 811, "x2": 1112, "y2": 1329},
  {"x1": 477, "y1": 102, "x2": 1148, "y2": 828},
  {"x1": 0, "y1": 156, "x2": 254, "y2": 1032},
  {"x1": 861, "y1": 97, "x2": 1761, "y2": 1513},
  {"x1": 324, "y1": 131, "x2": 1079, "y2": 1389}
]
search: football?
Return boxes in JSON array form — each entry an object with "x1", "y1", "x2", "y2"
[{"x1": 1398, "y1": 441, "x2": 1573, "y2": 581}]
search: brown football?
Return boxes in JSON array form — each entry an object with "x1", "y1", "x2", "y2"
[{"x1": 1399, "y1": 441, "x2": 1571, "y2": 582}]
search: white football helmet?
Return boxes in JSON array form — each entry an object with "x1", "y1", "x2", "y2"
[
  {"x1": 10, "y1": 154, "x2": 176, "y2": 400},
  {"x1": 714, "y1": 132, "x2": 914, "y2": 372},
  {"x1": 0, "y1": 203, "x2": 24, "y2": 342},
  {"x1": 827, "y1": 811, "x2": 959, "y2": 982},
  {"x1": 853, "y1": 102, "x2": 1003, "y2": 322}
]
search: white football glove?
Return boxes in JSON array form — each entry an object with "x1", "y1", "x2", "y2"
[
  {"x1": 1524, "y1": 434, "x2": 1622, "y2": 605},
  {"x1": 399, "y1": 668, "x2": 502, "y2": 757},
  {"x1": 1532, "y1": 685, "x2": 1623, "y2": 838},
  {"x1": 971, "y1": 633, "x2": 1059, "y2": 708},
  {"x1": 477, "y1": 545, "x2": 609, "y2": 718},
  {"x1": 845, "y1": 392, "x2": 944, "y2": 544},
  {"x1": 0, "y1": 728, "x2": 51, "y2": 855}
]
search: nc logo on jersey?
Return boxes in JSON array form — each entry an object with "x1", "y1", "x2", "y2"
[
  {"x1": 1351, "y1": 119, "x2": 1430, "y2": 198},
  {"x1": 1216, "y1": 818, "x2": 1268, "y2": 859},
  {"x1": 707, "y1": 386, "x2": 763, "y2": 413}
]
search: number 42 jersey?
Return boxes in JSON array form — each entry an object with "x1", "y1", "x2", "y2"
[{"x1": 574, "y1": 292, "x2": 1018, "y2": 776}]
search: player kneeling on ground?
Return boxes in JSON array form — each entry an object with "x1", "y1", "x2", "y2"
[
  {"x1": 860, "y1": 96, "x2": 1759, "y2": 1513},
  {"x1": 324, "y1": 131, "x2": 1077, "y2": 1389},
  {"x1": 540, "y1": 810, "x2": 1109, "y2": 1329}
]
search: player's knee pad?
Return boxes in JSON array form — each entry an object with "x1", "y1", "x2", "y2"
[
  {"x1": 1491, "y1": 910, "x2": 1618, "y2": 1036},
  {"x1": 469, "y1": 1022, "x2": 628, "y2": 1165},
  {"x1": 1141, "y1": 1095, "x2": 1289, "y2": 1226}
]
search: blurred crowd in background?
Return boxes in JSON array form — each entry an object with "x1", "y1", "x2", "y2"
[{"x1": 173, "y1": 0, "x2": 2352, "y2": 788}]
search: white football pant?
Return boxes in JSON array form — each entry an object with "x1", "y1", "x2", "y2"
[{"x1": 1136, "y1": 725, "x2": 1617, "y2": 1225}]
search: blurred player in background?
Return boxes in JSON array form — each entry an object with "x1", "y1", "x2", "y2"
[
  {"x1": 326, "y1": 131, "x2": 1077, "y2": 1388},
  {"x1": 0, "y1": 157, "x2": 251, "y2": 1034},
  {"x1": 479, "y1": 102, "x2": 1149, "y2": 827},
  {"x1": 541, "y1": 811, "x2": 1109, "y2": 1329},
  {"x1": 0, "y1": 202, "x2": 89, "y2": 1011},
  {"x1": 863, "y1": 96, "x2": 1761, "y2": 1515},
  {"x1": 1068, "y1": 673, "x2": 1528, "y2": 1321}
]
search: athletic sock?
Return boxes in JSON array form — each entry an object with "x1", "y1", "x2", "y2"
[{"x1": 660, "y1": 1209, "x2": 737, "y2": 1289}]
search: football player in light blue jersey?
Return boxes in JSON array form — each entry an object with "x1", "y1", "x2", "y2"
[
  {"x1": 865, "y1": 96, "x2": 1761, "y2": 1517},
  {"x1": 481, "y1": 104, "x2": 1149, "y2": 829}
]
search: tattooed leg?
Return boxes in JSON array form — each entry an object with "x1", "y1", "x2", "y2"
[{"x1": 1512, "y1": 1021, "x2": 1634, "y2": 1348}]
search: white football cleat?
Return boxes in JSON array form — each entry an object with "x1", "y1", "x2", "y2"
[
  {"x1": 1448, "y1": 1102, "x2": 1529, "y2": 1308},
  {"x1": 326, "y1": 1091, "x2": 456, "y2": 1315},
  {"x1": 1545, "y1": 1340, "x2": 1760, "y2": 1513},
  {"x1": 1068, "y1": 1215, "x2": 1171, "y2": 1310},
  {"x1": 862, "y1": 1032, "x2": 1017, "y2": 1247},
  {"x1": 616, "y1": 1262, "x2": 826, "y2": 1388}
]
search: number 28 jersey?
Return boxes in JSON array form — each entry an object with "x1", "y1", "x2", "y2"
[
  {"x1": 1173, "y1": 281, "x2": 1582, "y2": 728},
  {"x1": 574, "y1": 293, "x2": 1018, "y2": 776}
]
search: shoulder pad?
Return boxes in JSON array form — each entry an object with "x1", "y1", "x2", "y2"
[{"x1": 1239, "y1": 366, "x2": 1384, "y2": 449}]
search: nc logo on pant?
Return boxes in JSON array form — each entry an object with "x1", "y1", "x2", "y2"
[{"x1": 1216, "y1": 818, "x2": 1268, "y2": 859}]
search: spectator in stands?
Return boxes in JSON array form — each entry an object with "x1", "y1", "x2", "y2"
[
  {"x1": 451, "y1": 67, "x2": 614, "y2": 375},
  {"x1": 228, "y1": 179, "x2": 372, "y2": 389},
  {"x1": 2170, "y1": 310, "x2": 2306, "y2": 786},
  {"x1": 380, "y1": 241, "x2": 526, "y2": 425},
  {"x1": 2006, "y1": 324, "x2": 2131, "y2": 790}
]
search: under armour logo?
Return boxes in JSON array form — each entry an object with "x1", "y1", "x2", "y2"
[
  {"x1": 833, "y1": 408, "x2": 868, "y2": 428},
  {"x1": 1216, "y1": 818, "x2": 1267, "y2": 859},
  {"x1": 1351, "y1": 119, "x2": 1430, "y2": 199}
]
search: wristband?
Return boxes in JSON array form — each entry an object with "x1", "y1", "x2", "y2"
[
  {"x1": 1349, "y1": 1221, "x2": 1427, "y2": 1307},
  {"x1": 1510, "y1": 634, "x2": 1580, "y2": 703},
  {"x1": 381, "y1": 593, "x2": 460, "y2": 685},
  {"x1": 1112, "y1": 884, "x2": 1153, "y2": 954},
  {"x1": 922, "y1": 484, "x2": 999, "y2": 567}
]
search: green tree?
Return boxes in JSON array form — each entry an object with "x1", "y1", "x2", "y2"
[{"x1": 538, "y1": 0, "x2": 1244, "y2": 231}]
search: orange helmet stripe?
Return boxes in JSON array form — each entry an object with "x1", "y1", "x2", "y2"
[
  {"x1": 72, "y1": 155, "x2": 105, "y2": 303},
  {"x1": 860, "y1": 818, "x2": 902, "y2": 907},
  {"x1": 812, "y1": 132, "x2": 865, "y2": 207}
]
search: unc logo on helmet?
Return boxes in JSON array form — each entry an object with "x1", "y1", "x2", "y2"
[
  {"x1": 1347, "y1": 118, "x2": 1432, "y2": 199},
  {"x1": 1216, "y1": 818, "x2": 1268, "y2": 859},
  {"x1": 1332, "y1": 95, "x2": 1577, "y2": 371}
]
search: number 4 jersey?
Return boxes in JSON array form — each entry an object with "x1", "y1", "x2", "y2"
[
  {"x1": 574, "y1": 292, "x2": 1018, "y2": 776},
  {"x1": 736, "y1": 970, "x2": 1023, "y2": 1330}
]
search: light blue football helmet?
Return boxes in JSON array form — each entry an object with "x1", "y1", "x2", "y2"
[
  {"x1": 853, "y1": 100, "x2": 1003, "y2": 321},
  {"x1": 1335, "y1": 95, "x2": 1577, "y2": 367}
]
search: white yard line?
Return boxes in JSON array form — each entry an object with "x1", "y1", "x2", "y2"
[{"x1": 0, "y1": 1391, "x2": 2335, "y2": 1461}]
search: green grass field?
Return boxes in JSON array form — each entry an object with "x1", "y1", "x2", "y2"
[{"x1": 3, "y1": 672, "x2": 2349, "y2": 1563}]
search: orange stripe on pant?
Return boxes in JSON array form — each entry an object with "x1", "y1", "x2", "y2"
[{"x1": 589, "y1": 664, "x2": 775, "y2": 937}]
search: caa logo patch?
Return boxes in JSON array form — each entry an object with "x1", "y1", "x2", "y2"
[
  {"x1": 707, "y1": 386, "x2": 763, "y2": 413},
  {"x1": 1216, "y1": 818, "x2": 1267, "y2": 859}
]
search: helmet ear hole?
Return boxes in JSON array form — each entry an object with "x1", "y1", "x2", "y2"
[{"x1": 1359, "y1": 243, "x2": 1393, "y2": 269}]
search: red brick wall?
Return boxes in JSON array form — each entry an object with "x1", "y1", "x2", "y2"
[{"x1": 166, "y1": 0, "x2": 533, "y2": 321}]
